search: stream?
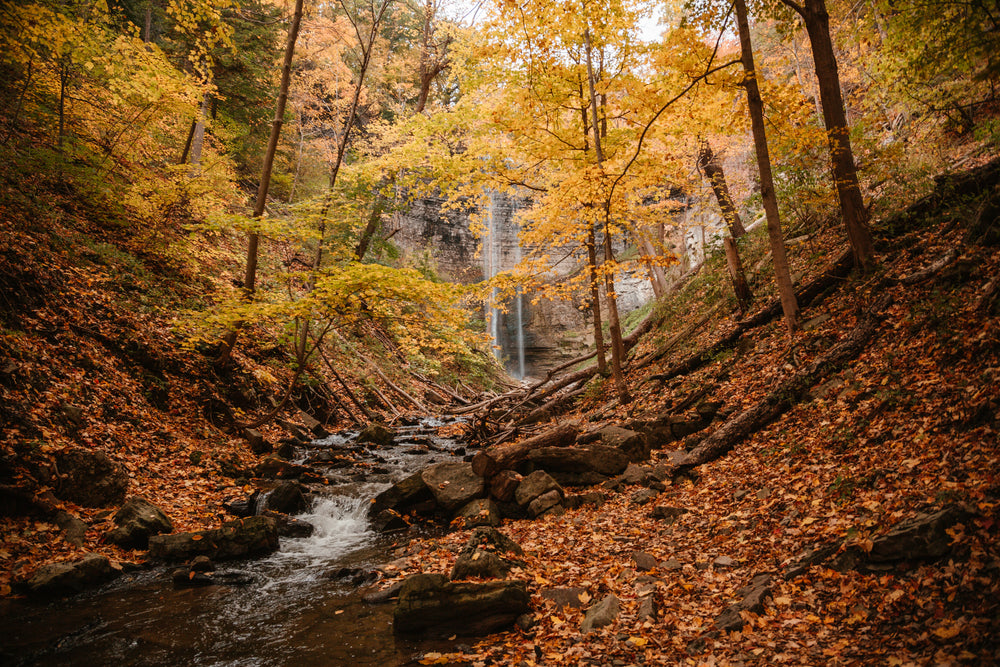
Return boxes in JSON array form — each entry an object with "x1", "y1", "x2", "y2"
[{"x1": 0, "y1": 418, "x2": 471, "y2": 667}]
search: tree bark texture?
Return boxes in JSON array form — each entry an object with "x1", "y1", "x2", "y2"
[
  {"x1": 734, "y1": 0, "x2": 800, "y2": 333},
  {"x1": 724, "y1": 236, "x2": 753, "y2": 314},
  {"x1": 787, "y1": 0, "x2": 877, "y2": 273},
  {"x1": 674, "y1": 297, "x2": 889, "y2": 473},
  {"x1": 471, "y1": 424, "x2": 579, "y2": 479},
  {"x1": 698, "y1": 142, "x2": 747, "y2": 238}
]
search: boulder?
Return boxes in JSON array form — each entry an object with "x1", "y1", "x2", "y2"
[
  {"x1": 358, "y1": 423, "x2": 394, "y2": 447},
  {"x1": 621, "y1": 463, "x2": 648, "y2": 486},
  {"x1": 463, "y1": 526, "x2": 525, "y2": 557},
  {"x1": 715, "y1": 573, "x2": 772, "y2": 632},
  {"x1": 105, "y1": 496, "x2": 173, "y2": 549},
  {"x1": 371, "y1": 509, "x2": 409, "y2": 532},
  {"x1": 264, "y1": 481, "x2": 308, "y2": 515},
  {"x1": 528, "y1": 490, "x2": 563, "y2": 518},
  {"x1": 393, "y1": 573, "x2": 530, "y2": 636},
  {"x1": 244, "y1": 428, "x2": 271, "y2": 455},
  {"x1": 581, "y1": 594, "x2": 620, "y2": 633},
  {"x1": 514, "y1": 470, "x2": 563, "y2": 507},
  {"x1": 456, "y1": 498, "x2": 502, "y2": 528},
  {"x1": 22, "y1": 553, "x2": 118, "y2": 597},
  {"x1": 451, "y1": 548, "x2": 513, "y2": 580},
  {"x1": 632, "y1": 551, "x2": 658, "y2": 571},
  {"x1": 540, "y1": 587, "x2": 589, "y2": 609},
  {"x1": 259, "y1": 509, "x2": 314, "y2": 538},
  {"x1": 369, "y1": 471, "x2": 433, "y2": 519},
  {"x1": 564, "y1": 491, "x2": 606, "y2": 510},
  {"x1": 52, "y1": 447, "x2": 128, "y2": 508},
  {"x1": 868, "y1": 503, "x2": 971, "y2": 562},
  {"x1": 596, "y1": 426, "x2": 648, "y2": 462},
  {"x1": 148, "y1": 516, "x2": 279, "y2": 562},
  {"x1": 526, "y1": 445, "x2": 629, "y2": 486},
  {"x1": 651, "y1": 505, "x2": 688, "y2": 522},
  {"x1": 222, "y1": 494, "x2": 256, "y2": 518},
  {"x1": 253, "y1": 456, "x2": 311, "y2": 479},
  {"x1": 421, "y1": 462, "x2": 484, "y2": 512},
  {"x1": 630, "y1": 488, "x2": 659, "y2": 506},
  {"x1": 52, "y1": 510, "x2": 88, "y2": 547}
]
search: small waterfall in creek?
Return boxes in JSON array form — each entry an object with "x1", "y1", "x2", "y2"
[{"x1": 483, "y1": 190, "x2": 526, "y2": 380}]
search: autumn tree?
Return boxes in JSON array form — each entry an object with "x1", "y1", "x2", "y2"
[
  {"x1": 734, "y1": 0, "x2": 799, "y2": 331},
  {"x1": 774, "y1": 0, "x2": 876, "y2": 272}
]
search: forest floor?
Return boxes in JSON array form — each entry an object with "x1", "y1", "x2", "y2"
[
  {"x1": 373, "y1": 160, "x2": 1000, "y2": 666},
  {"x1": 1, "y1": 149, "x2": 999, "y2": 666}
]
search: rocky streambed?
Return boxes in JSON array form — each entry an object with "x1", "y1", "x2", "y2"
[{"x1": 0, "y1": 417, "x2": 480, "y2": 667}]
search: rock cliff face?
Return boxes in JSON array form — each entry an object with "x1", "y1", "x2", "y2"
[{"x1": 390, "y1": 191, "x2": 657, "y2": 378}]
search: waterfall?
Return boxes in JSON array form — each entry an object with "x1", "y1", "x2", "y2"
[
  {"x1": 485, "y1": 191, "x2": 500, "y2": 363},
  {"x1": 483, "y1": 190, "x2": 527, "y2": 379},
  {"x1": 513, "y1": 199, "x2": 525, "y2": 379}
]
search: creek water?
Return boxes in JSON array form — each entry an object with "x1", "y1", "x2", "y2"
[{"x1": 0, "y1": 418, "x2": 470, "y2": 667}]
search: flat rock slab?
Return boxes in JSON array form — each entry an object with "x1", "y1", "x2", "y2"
[
  {"x1": 393, "y1": 573, "x2": 530, "y2": 636},
  {"x1": 22, "y1": 553, "x2": 119, "y2": 597},
  {"x1": 421, "y1": 462, "x2": 484, "y2": 512},
  {"x1": 581, "y1": 594, "x2": 620, "y2": 633},
  {"x1": 148, "y1": 516, "x2": 279, "y2": 562}
]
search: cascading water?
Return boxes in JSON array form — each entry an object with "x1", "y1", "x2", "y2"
[
  {"x1": 0, "y1": 418, "x2": 471, "y2": 667},
  {"x1": 483, "y1": 190, "x2": 527, "y2": 380}
]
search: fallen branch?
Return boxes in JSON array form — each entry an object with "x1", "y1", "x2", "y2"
[
  {"x1": 471, "y1": 423, "x2": 579, "y2": 479},
  {"x1": 888, "y1": 248, "x2": 960, "y2": 285},
  {"x1": 651, "y1": 249, "x2": 854, "y2": 385},
  {"x1": 673, "y1": 295, "x2": 891, "y2": 474}
]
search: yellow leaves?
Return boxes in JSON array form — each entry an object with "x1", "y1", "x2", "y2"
[{"x1": 932, "y1": 622, "x2": 962, "y2": 640}]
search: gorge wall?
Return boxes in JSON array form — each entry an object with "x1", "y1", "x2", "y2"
[{"x1": 390, "y1": 191, "x2": 659, "y2": 379}]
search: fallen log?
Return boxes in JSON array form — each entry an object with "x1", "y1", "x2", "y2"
[
  {"x1": 650, "y1": 249, "x2": 854, "y2": 385},
  {"x1": 471, "y1": 424, "x2": 579, "y2": 479},
  {"x1": 517, "y1": 383, "x2": 588, "y2": 426},
  {"x1": 674, "y1": 296, "x2": 890, "y2": 474}
]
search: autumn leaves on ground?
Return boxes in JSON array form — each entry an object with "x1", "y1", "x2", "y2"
[{"x1": 3, "y1": 149, "x2": 999, "y2": 665}]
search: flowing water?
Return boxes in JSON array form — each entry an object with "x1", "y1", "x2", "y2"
[
  {"x1": 0, "y1": 419, "x2": 470, "y2": 667},
  {"x1": 483, "y1": 189, "x2": 526, "y2": 379}
]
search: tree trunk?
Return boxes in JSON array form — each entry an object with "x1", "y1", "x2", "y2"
[
  {"x1": 697, "y1": 142, "x2": 746, "y2": 238},
  {"x1": 585, "y1": 28, "x2": 629, "y2": 402},
  {"x1": 724, "y1": 236, "x2": 753, "y2": 314},
  {"x1": 785, "y1": 0, "x2": 877, "y2": 273},
  {"x1": 188, "y1": 92, "x2": 210, "y2": 169},
  {"x1": 674, "y1": 297, "x2": 888, "y2": 474},
  {"x1": 639, "y1": 235, "x2": 668, "y2": 297},
  {"x1": 734, "y1": 0, "x2": 800, "y2": 333},
  {"x1": 471, "y1": 424, "x2": 579, "y2": 479},
  {"x1": 217, "y1": 0, "x2": 304, "y2": 366},
  {"x1": 354, "y1": 191, "x2": 388, "y2": 261}
]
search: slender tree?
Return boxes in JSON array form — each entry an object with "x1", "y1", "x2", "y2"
[
  {"x1": 734, "y1": 0, "x2": 799, "y2": 332},
  {"x1": 217, "y1": 0, "x2": 304, "y2": 366},
  {"x1": 778, "y1": 0, "x2": 877, "y2": 272}
]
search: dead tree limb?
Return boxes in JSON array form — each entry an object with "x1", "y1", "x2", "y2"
[
  {"x1": 651, "y1": 249, "x2": 854, "y2": 384},
  {"x1": 471, "y1": 423, "x2": 579, "y2": 478},
  {"x1": 674, "y1": 296, "x2": 890, "y2": 475}
]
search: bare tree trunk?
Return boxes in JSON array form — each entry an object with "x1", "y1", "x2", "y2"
[
  {"x1": 724, "y1": 236, "x2": 753, "y2": 314},
  {"x1": 354, "y1": 190, "x2": 388, "y2": 260},
  {"x1": 697, "y1": 141, "x2": 746, "y2": 238},
  {"x1": 782, "y1": 0, "x2": 877, "y2": 273},
  {"x1": 734, "y1": 0, "x2": 800, "y2": 333},
  {"x1": 143, "y1": 0, "x2": 152, "y2": 43},
  {"x1": 188, "y1": 92, "x2": 210, "y2": 169},
  {"x1": 640, "y1": 236, "x2": 666, "y2": 298},
  {"x1": 585, "y1": 27, "x2": 630, "y2": 402},
  {"x1": 217, "y1": 0, "x2": 304, "y2": 366},
  {"x1": 586, "y1": 230, "x2": 608, "y2": 375}
]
